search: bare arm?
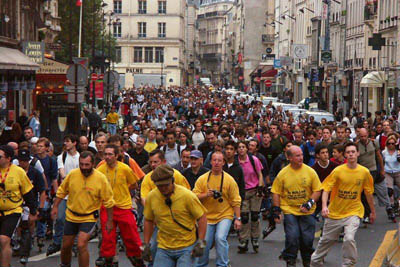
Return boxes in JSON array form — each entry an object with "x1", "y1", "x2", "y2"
[
  {"x1": 144, "y1": 219, "x2": 155, "y2": 244},
  {"x1": 310, "y1": 191, "x2": 321, "y2": 202},
  {"x1": 258, "y1": 171, "x2": 264, "y2": 187},
  {"x1": 365, "y1": 193, "x2": 376, "y2": 223},
  {"x1": 196, "y1": 214, "x2": 207, "y2": 240},
  {"x1": 321, "y1": 190, "x2": 330, "y2": 218}
]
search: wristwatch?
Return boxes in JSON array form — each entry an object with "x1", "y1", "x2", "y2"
[
  {"x1": 236, "y1": 217, "x2": 241, "y2": 221},
  {"x1": 199, "y1": 239, "x2": 207, "y2": 248}
]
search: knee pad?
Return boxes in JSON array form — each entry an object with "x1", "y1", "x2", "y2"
[
  {"x1": 388, "y1": 188, "x2": 394, "y2": 198},
  {"x1": 241, "y1": 213, "x2": 249, "y2": 224},
  {"x1": 251, "y1": 211, "x2": 259, "y2": 222}
]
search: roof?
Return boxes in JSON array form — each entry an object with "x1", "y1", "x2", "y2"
[{"x1": 0, "y1": 47, "x2": 40, "y2": 71}]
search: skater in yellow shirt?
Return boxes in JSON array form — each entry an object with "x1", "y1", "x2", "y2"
[
  {"x1": 311, "y1": 142, "x2": 375, "y2": 267},
  {"x1": 271, "y1": 146, "x2": 322, "y2": 267}
]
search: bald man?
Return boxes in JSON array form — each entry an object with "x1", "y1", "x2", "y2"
[
  {"x1": 271, "y1": 146, "x2": 322, "y2": 267},
  {"x1": 357, "y1": 128, "x2": 392, "y2": 223}
]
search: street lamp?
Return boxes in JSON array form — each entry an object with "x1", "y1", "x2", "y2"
[{"x1": 299, "y1": 7, "x2": 315, "y2": 13}]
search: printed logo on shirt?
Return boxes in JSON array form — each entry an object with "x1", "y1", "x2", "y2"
[
  {"x1": 287, "y1": 189, "x2": 306, "y2": 199},
  {"x1": 338, "y1": 189, "x2": 358, "y2": 199}
]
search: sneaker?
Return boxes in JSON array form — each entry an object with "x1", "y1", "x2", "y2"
[
  {"x1": 237, "y1": 240, "x2": 248, "y2": 254},
  {"x1": 251, "y1": 238, "x2": 259, "y2": 253},
  {"x1": 20, "y1": 256, "x2": 28, "y2": 265},
  {"x1": 46, "y1": 243, "x2": 61, "y2": 256}
]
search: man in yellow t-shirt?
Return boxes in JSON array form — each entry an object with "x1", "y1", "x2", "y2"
[
  {"x1": 96, "y1": 144, "x2": 144, "y2": 267},
  {"x1": 141, "y1": 149, "x2": 190, "y2": 204},
  {"x1": 311, "y1": 142, "x2": 375, "y2": 267},
  {"x1": 106, "y1": 106, "x2": 119, "y2": 135},
  {"x1": 52, "y1": 151, "x2": 115, "y2": 267},
  {"x1": 0, "y1": 145, "x2": 38, "y2": 267},
  {"x1": 271, "y1": 146, "x2": 322, "y2": 267},
  {"x1": 144, "y1": 128, "x2": 158, "y2": 153},
  {"x1": 193, "y1": 151, "x2": 242, "y2": 267},
  {"x1": 142, "y1": 164, "x2": 207, "y2": 266}
]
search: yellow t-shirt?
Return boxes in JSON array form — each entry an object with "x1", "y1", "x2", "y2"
[
  {"x1": 106, "y1": 112, "x2": 119, "y2": 124},
  {"x1": 322, "y1": 164, "x2": 374, "y2": 220},
  {"x1": 0, "y1": 164, "x2": 33, "y2": 216},
  {"x1": 97, "y1": 161, "x2": 139, "y2": 209},
  {"x1": 56, "y1": 168, "x2": 115, "y2": 223},
  {"x1": 144, "y1": 141, "x2": 158, "y2": 153},
  {"x1": 141, "y1": 169, "x2": 190, "y2": 200},
  {"x1": 144, "y1": 185, "x2": 206, "y2": 250},
  {"x1": 193, "y1": 171, "x2": 241, "y2": 224},
  {"x1": 271, "y1": 164, "x2": 322, "y2": 216}
]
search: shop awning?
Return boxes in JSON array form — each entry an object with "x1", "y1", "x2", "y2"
[
  {"x1": 0, "y1": 47, "x2": 40, "y2": 71},
  {"x1": 250, "y1": 64, "x2": 275, "y2": 77},
  {"x1": 262, "y1": 68, "x2": 278, "y2": 78},
  {"x1": 360, "y1": 71, "x2": 385, "y2": 87}
]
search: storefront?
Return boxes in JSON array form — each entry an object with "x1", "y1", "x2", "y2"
[
  {"x1": 34, "y1": 57, "x2": 68, "y2": 110},
  {"x1": 0, "y1": 47, "x2": 39, "y2": 121}
]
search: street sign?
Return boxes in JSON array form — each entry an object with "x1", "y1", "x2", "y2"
[
  {"x1": 264, "y1": 80, "x2": 272, "y2": 87},
  {"x1": 99, "y1": 74, "x2": 104, "y2": 80},
  {"x1": 266, "y1": 47, "x2": 273, "y2": 54},
  {"x1": 273, "y1": 59, "x2": 282, "y2": 68},
  {"x1": 104, "y1": 71, "x2": 116, "y2": 86},
  {"x1": 66, "y1": 64, "x2": 89, "y2": 86},
  {"x1": 368, "y1": 33, "x2": 386, "y2": 50},
  {"x1": 91, "y1": 73, "x2": 98, "y2": 81},
  {"x1": 67, "y1": 91, "x2": 85, "y2": 103},
  {"x1": 72, "y1": 57, "x2": 89, "y2": 69},
  {"x1": 255, "y1": 77, "x2": 261, "y2": 83},
  {"x1": 321, "y1": 50, "x2": 332, "y2": 63},
  {"x1": 292, "y1": 44, "x2": 308, "y2": 59},
  {"x1": 280, "y1": 56, "x2": 293, "y2": 66},
  {"x1": 262, "y1": 54, "x2": 275, "y2": 60}
]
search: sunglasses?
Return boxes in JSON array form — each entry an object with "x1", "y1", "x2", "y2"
[{"x1": 388, "y1": 143, "x2": 396, "y2": 145}]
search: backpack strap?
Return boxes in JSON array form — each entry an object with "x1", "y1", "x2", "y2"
[
  {"x1": 247, "y1": 153, "x2": 258, "y2": 175},
  {"x1": 30, "y1": 157, "x2": 38, "y2": 168},
  {"x1": 62, "y1": 152, "x2": 67, "y2": 165},
  {"x1": 124, "y1": 154, "x2": 130, "y2": 165}
]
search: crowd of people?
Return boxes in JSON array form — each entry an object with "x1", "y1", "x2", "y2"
[{"x1": 0, "y1": 85, "x2": 399, "y2": 267}]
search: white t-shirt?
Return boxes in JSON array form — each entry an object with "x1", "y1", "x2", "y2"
[
  {"x1": 57, "y1": 152, "x2": 80, "y2": 176},
  {"x1": 192, "y1": 131, "x2": 205, "y2": 149},
  {"x1": 13, "y1": 157, "x2": 44, "y2": 174}
]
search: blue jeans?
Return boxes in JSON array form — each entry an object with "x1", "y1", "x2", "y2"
[
  {"x1": 36, "y1": 200, "x2": 51, "y2": 238},
  {"x1": 154, "y1": 243, "x2": 197, "y2": 267},
  {"x1": 108, "y1": 123, "x2": 117, "y2": 135},
  {"x1": 148, "y1": 226, "x2": 158, "y2": 267},
  {"x1": 53, "y1": 199, "x2": 67, "y2": 245},
  {"x1": 197, "y1": 219, "x2": 232, "y2": 267},
  {"x1": 282, "y1": 214, "x2": 316, "y2": 262}
]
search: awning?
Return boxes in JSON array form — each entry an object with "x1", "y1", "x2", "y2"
[
  {"x1": 262, "y1": 68, "x2": 278, "y2": 78},
  {"x1": 360, "y1": 71, "x2": 397, "y2": 87},
  {"x1": 0, "y1": 47, "x2": 40, "y2": 71},
  {"x1": 250, "y1": 64, "x2": 274, "y2": 76}
]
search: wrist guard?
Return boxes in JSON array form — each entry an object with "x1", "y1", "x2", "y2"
[
  {"x1": 271, "y1": 206, "x2": 282, "y2": 219},
  {"x1": 301, "y1": 199, "x2": 315, "y2": 211}
]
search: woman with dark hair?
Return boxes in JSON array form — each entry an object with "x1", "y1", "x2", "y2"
[
  {"x1": 0, "y1": 120, "x2": 13, "y2": 144},
  {"x1": 10, "y1": 122, "x2": 23, "y2": 143}
]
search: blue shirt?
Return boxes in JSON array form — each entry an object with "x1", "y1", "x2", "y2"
[{"x1": 382, "y1": 149, "x2": 400, "y2": 173}]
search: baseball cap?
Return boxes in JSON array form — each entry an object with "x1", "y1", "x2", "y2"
[
  {"x1": 30, "y1": 137, "x2": 39, "y2": 144},
  {"x1": 190, "y1": 150, "x2": 203, "y2": 159},
  {"x1": 151, "y1": 164, "x2": 174, "y2": 186},
  {"x1": 18, "y1": 149, "x2": 31, "y2": 161}
]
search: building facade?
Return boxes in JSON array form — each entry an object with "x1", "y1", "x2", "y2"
[{"x1": 104, "y1": 0, "x2": 188, "y2": 88}]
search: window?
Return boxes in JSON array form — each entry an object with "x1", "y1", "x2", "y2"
[
  {"x1": 134, "y1": 47, "x2": 143, "y2": 63},
  {"x1": 138, "y1": 22, "x2": 146, "y2": 38},
  {"x1": 155, "y1": 47, "x2": 164, "y2": 63},
  {"x1": 145, "y1": 47, "x2": 153, "y2": 63},
  {"x1": 158, "y1": 22, "x2": 166, "y2": 38},
  {"x1": 113, "y1": 0, "x2": 122, "y2": 14},
  {"x1": 115, "y1": 47, "x2": 121, "y2": 63},
  {"x1": 113, "y1": 23, "x2": 121, "y2": 38},
  {"x1": 158, "y1": 0, "x2": 166, "y2": 14},
  {"x1": 138, "y1": 0, "x2": 147, "y2": 14}
]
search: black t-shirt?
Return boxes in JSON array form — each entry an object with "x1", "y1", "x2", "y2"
[
  {"x1": 27, "y1": 166, "x2": 45, "y2": 198},
  {"x1": 312, "y1": 161, "x2": 338, "y2": 183},
  {"x1": 259, "y1": 144, "x2": 279, "y2": 168},
  {"x1": 182, "y1": 166, "x2": 209, "y2": 189},
  {"x1": 129, "y1": 149, "x2": 149, "y2": 168}
]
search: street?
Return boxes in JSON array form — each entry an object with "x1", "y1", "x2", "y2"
[{"x1": 12, "y1": 201, "x2": 394, "y2": 267}]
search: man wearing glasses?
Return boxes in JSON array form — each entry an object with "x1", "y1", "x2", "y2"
[{"x1": 0, "y1": 145, "x2": 38, "y2": 267}]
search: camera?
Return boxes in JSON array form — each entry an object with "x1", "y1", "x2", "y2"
[{"x1": 212, "y1": 190, "x2": 223, "y2": 202}]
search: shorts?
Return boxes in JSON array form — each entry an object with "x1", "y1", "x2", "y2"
[
  {"x1": 0, "y1": 213, "x2": 21, "y2": 237},
  {"x1": 64, "y1": 221, "x2": 96, "y2": 236}
]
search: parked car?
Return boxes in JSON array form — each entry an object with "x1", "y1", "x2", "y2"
[{"x1": 295, "y1": 111, "x2": 335, "y2": 123}]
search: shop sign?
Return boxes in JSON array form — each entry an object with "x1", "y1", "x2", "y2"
[
  {"x1": 37, "y1": 58, "x2": 69, "y2": 74},
  {"x1": 22, "y1": 41, "x2": 45, "y2": 64},
  {"x1": 0, "y1": 82, "x2": 7, "y2": 92}
]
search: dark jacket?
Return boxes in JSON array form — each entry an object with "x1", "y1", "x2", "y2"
[
  {"x1": 223, "y1": 160, "x2": 245, "y2": 201},
  {"x1": 269, "y1": 153, "x2": 290, "y2": 182},
  {"x1": 198, "y1": 141, "x2": 214, "y2": 159},
  {"x1": 88, "y1": 111, "x2": 102, "y2": 128}
]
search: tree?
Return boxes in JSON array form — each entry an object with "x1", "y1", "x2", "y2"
[{"x1": 55, "y1": 0, "x2": 116, "y2": 67}]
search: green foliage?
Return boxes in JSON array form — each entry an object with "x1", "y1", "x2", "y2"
[{"x1": 55, "y1": 0, "x2": 116, "y2": 65}]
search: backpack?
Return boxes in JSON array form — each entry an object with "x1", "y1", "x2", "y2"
[
  {"x1": 124, "y1": 154, "x2": 130, "y2": 165},
  {"x1": 162, "y1": 144, "x2": 181, "y2": 156},
  {"x1": 30, "y1": 157, "x2": 38, "y2": 168}
]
